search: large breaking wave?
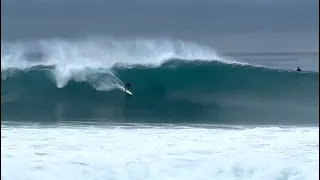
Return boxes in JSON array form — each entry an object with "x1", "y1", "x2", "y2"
[{"x1": 1, "y1": 38, "x2": 319, "y2": 125}]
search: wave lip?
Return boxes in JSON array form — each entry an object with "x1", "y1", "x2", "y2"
[{"x1": 1, "y1": 38, "x2": 243, "y2": 88}]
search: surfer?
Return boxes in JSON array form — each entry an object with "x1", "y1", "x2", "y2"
[
  {"x1": 297, "y1": 67, "x2": 301, "y2": 72},
  {"x1": 125, "y1": 82, "x2": 132, "y2": 90}
]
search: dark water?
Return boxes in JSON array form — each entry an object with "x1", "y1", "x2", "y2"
[{"x1": 2, "y1": 59, "x2": 318, "y2": 125}]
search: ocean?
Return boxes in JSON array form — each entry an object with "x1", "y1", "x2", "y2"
[{"x1": 1, "y1": 0, "x2": 319, "y2": 179}]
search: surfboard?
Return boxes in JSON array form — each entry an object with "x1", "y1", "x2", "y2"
[{"x1": 120, "y1": 86, "x2": 133, "y2": 95}]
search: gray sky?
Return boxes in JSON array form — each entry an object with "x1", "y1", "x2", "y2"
[{"x1": 1, "y1": 0, "x2": 319, "y2": 52}]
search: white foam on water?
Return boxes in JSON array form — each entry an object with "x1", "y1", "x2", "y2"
[{"x1": 1, "y1": 124, "x2": 318, "y2": 180}]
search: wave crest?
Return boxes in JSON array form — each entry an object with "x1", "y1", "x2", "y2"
[{"x1": 1, "y1": 37, "x2": 239, "y2": 89}]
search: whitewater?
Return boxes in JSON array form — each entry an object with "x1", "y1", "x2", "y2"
[{"x1": 1, "y1": 123, "x2": 319, "y2": 180}]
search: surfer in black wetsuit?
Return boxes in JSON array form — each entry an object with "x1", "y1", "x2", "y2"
[
  {"x1": 125, "y1": 83, "x2": 132, "y2": 90},
  {"x1": 297, "y1": 67, "x2": 301, "y2": 71}
]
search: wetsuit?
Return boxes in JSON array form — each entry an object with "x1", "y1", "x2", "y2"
[{"x1": 125, "y1": 83, "x2": 132, "y2": 90}]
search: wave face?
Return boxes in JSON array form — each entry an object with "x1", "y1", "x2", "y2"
[{"x1": 1, "y1": 38, "x2": 319, "y2": 124}]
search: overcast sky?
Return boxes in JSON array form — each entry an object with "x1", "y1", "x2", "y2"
[{"x1": 1, "y1": 0, "x2": 319, "y2": 52}]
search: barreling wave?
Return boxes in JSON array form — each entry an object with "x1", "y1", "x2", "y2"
[{"x1": 1, "y1": 38, "x2": 319, "y2": 125}]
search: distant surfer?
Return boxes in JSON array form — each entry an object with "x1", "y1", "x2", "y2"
[
  {"x1": 125, "y1": 82, "x2": 132, "y2": 90},
  {"x1": 297, "y1": 67, "x2": 301, "y2": 72}
]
